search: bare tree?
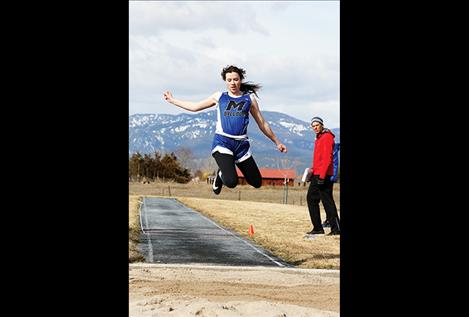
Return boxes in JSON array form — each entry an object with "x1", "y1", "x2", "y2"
[
  {"x1": 174, "y1": 147, "x2": 195, "y2": 172},
  {"x1": 201, "y1": 154, "x2": 219, "y2": 175}
]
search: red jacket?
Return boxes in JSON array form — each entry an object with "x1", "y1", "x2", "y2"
[{"x1": 311, "y1": 129, "x2": 335, "y2": 179}]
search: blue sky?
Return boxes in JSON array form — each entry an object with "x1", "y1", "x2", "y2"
[{"x1": 129, "y1": 1, "x2": 340, "y2": 128}]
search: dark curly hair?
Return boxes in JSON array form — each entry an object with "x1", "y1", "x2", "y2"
[{"x1": 221, "y1": 65, "x2": 262, "y2": 97}]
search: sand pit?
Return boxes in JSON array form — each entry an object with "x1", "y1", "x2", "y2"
[{"x1": 130, "y1": 263, "x2": 339, "y2": 317}]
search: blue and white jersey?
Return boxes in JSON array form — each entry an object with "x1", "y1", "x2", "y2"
[{"x1": 215, "y1": 92, "x2": 252, "y2": 139}]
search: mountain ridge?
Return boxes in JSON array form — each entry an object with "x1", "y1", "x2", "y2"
[{"x1": 129, "y1": 110, "x2": 339, "y2": 175}]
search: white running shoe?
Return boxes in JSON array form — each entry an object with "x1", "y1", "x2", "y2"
[{"x1": 212, "y1": 169, "x2": 223, "y2": 195}]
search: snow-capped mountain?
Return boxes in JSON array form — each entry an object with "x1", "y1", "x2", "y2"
[{"x1": 129, "y1": 110, "x2": 340, "y2": 175}]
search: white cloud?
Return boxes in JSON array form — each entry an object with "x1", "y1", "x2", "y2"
[
  {"x1": 270, "y1": 2, "x2": 292, "y2": 12},
  {"x1": 194, "y1": 37, "x2": 216, "y2": 49},
  {"x1": 129, "y1": 1, "x2": 269, "y2": 36},
  {"x1": 266, "y1": 100, "x2": 340, "y2": 129}
]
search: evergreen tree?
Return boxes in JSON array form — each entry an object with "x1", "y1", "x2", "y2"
[
  {"x1": 129, "y1": 152, "x2": 143, "y2": 181},
  {"x1": 128, "y1": 151, "x2": 191, "y2": 183}
]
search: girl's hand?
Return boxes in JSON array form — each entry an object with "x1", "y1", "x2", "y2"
[
  {"x1": 277, "y1": 143, "x2": 287, "y2": 153},
  {"x1": 163, "y1": 91, "x2": 173, "y2": 103}
]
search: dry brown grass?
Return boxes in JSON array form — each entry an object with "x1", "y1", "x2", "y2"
[
  {"x1": 129, "y1": 195, "x2": 145, "y2": 263},
  {"x1": 129, "y1": 181, "x2": 339, "y2": 206},
  {"x1": 177, "y1": 197, "x2": 339, "y2": 269}
]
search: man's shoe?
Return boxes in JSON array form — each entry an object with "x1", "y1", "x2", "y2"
[
  {"x1": 323, "y1": 220, "x2": 331, "y2": 228},
  {"x1": 212, "y1": 170, "x2": 223, "y2": 195},
  {"x1": 327, "y1": 231, "x2": 340, "y2": 236},
  {"x1": 306, "y1": 229, "x2": 325, "y2": 235}
]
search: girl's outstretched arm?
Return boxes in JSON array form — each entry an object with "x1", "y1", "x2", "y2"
[
  {"x1": 249, "y1": 96, "x2": 287, "y2": 153},
  {"x1": 163, "y1": 91, "x2": 221, "y2": 112}
]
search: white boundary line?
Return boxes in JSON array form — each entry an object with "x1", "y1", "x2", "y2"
[
  {"x1": 139, "y1": 198, "x2": 154, "y2": 262},
  {"x1": 174, "y1": 200, "x2": 286, "y2": 267},
  {"x1": 138, "y1": 200, "x2": 145, "y2": 234}
]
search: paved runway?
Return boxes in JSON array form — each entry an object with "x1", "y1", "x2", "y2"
[{"x1": 139, "y1": 197, "x2": 292, "y2": 267}]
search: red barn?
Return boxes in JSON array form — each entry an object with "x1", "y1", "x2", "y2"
[{"x1": 236, "y1": 168, "x2": 297, "y2": 187}]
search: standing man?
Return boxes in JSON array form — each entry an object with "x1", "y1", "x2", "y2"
[{"x1": 306, "y1": 116, "x2": 340, "y2": 236}]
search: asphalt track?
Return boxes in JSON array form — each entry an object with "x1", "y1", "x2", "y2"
[{"x1": 139, "y1": 197, "x2": 292, "y2": 267}]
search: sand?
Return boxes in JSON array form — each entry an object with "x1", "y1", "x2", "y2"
[{"x1": 129, "y1": 263, "x2": 339, "y2": 317}]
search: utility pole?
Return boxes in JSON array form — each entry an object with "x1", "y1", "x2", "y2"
[{"x1": 283, "y1": 176, "x2": 289, "y2": 204}]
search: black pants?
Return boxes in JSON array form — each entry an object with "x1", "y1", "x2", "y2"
[
  {"x1": 212, "y1": 152, "x2": 262, "y2": 188},
  {"x1": 307, "y1": 175, "x2": 340, "y2": 232}
]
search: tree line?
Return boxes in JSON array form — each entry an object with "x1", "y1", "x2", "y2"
[{"x1": 129, "y1": 152, "x2": 191, "y2": 183}]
